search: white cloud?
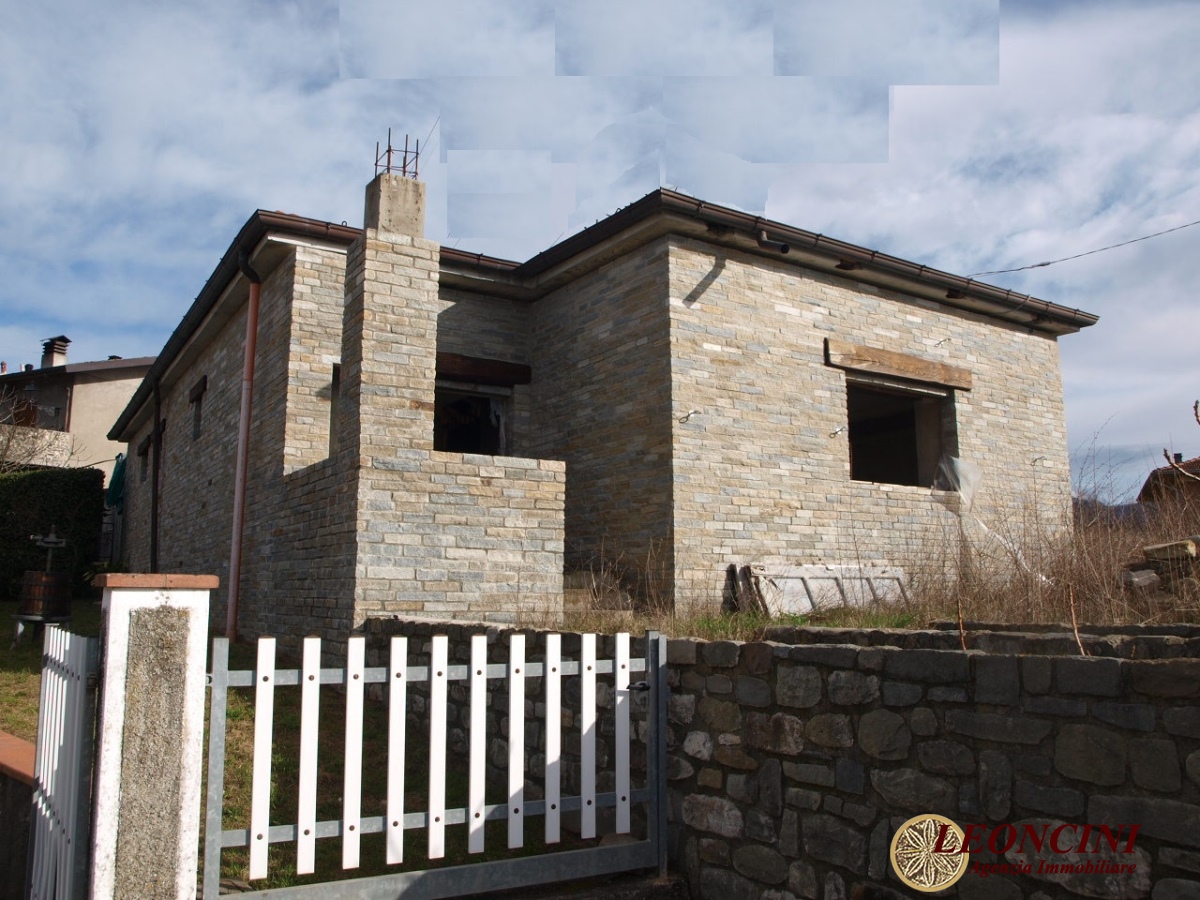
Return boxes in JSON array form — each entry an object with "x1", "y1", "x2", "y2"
[{"x1": 0, "y1": 0, "x2": 1195, "y2": 500}]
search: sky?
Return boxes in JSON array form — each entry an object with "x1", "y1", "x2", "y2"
[{"x1": 1, "y1": 0, "x2": 1197, "y2": 501}]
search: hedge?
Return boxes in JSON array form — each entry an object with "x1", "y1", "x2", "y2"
[{"x1": 0, "y1": 467, "x2": 104, "y2": 602}]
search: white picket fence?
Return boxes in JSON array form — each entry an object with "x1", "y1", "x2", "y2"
[
  {"x1": 202, "y1": 630, "x2": 668, "y2": 900},
  {"x1": 28, "y1": 625, "x2": 99, "y2": 900}
]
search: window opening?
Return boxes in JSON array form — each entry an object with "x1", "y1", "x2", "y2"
[
  {"x1": 433, "y1": 388, "x2": 507, "y2": 455},
  {"x1": 328, "y1": 364, "x2": 341, "y2": 457},
  {"x1": 845, "y1": 377, "x2": 956, "y2": 487},
  {"x1": 189, "y1": 375, "x2": 207, "y2": 441}
]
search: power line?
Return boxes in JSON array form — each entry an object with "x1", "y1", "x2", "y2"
[{"x1": 969, "y1": 217, "x2": 1200, "y2": 277}]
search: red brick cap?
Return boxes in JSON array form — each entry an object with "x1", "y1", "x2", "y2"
[
  {"x1": 0, "y1": 731, "x2": 35, "y2": 786},
  {"x1": 92, "y1": 573, "x2": 220, "y2": 590}
]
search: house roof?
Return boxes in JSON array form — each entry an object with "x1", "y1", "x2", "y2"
[
  {"x1": 110, "y1": 187, "x2": 1100, "y2": 442},
  {"x1": 0, "y1": 355, "x2": 156, "y2": 387},
  {"x1": 1138, "y1": 455, "x2": 1200, "y2": 502}
]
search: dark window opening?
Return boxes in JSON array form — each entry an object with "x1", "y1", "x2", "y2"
[
  {"x1": 846, "y1": 379, "x2": 955, "y2": 487},
  {"x1": 434, "y1": 389, "x2": 506, "y2": 455},
  {"x1": 328, "y1": 364, "x2": 341, "y2": 457},
  {"x1": 189, "y1": 376, "x2": 207, "y2": 441}
]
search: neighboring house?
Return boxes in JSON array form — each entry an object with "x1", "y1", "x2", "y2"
[
  {"x1": 0, "y1": 339, "x2": 154, "y2": 484},
  {"x1": 110, "y1": 173, "x2": 1097, "y2": 646},
  {"x1": 1138, "y1": 453, "x2": 1200, "y2": 505}
]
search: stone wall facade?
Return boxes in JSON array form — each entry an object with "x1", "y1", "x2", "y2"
[
  {"x1": 119, "y1": 179, "x2": 1085, "y2": 631},
  {"x1": 667, "y1": 238, "x2": 1072, "y2": 610},
  {"x1": 121, "y1": 176, "x2": 565, "y2": 650}
]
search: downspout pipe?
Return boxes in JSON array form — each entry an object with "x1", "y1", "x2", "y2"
[
  {"x1": 150, "y1": 381, "x2": 161, "y2": 572},
  {"x1": 226, "y1": 251, "x2": 262, "y2": 641}
]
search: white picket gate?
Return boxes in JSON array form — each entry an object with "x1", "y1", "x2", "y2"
[
  {"x1": 201, "y1": 630, "x2": 668, "y2": 900},
  {"x1": 27, "y1": 625, "x2": 100, "y2": 900}
]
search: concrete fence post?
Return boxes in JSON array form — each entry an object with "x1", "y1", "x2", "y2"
[{"x1": 89, "y1": 574, "x2": 217, "y2": 900}]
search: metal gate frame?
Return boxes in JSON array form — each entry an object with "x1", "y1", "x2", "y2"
[{"x1": 202, "y1": 630, "x2": 668, "y2": 900}]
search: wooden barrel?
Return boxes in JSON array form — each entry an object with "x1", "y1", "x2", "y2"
[{"x1": 18, "y1": 571, "x2": 72, "y2": 618}]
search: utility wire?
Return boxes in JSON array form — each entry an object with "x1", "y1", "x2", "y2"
[{"x1": 969, "y1": 217, "x2": 1200, "y2": 277}]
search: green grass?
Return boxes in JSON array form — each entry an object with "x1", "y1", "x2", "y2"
[
  {"x1": 0, "y1": 599, "x2": 102, "y2": 743},
  {"x1": 211, "y1": 640, "x2": 594, "y2": 889}
]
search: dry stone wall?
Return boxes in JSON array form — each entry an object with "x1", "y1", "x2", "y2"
[{"x1": 666, "y1": 633, "x2": 1200, "y2": 900}]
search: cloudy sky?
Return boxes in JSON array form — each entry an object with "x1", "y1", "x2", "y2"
[{"x1": 1, "y1": 0, "x2": 1197, "y2": 500}]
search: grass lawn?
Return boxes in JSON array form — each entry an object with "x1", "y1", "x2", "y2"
[{"x1": 0, "y1": 598, "x2": 103, "y2": 743}]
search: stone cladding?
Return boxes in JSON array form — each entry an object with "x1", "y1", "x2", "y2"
[{"x1": 667, "y1": 238, "x2": 1072, "y2": 611}]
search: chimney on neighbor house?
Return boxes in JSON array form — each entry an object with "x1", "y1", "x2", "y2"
[
  {"x1": 0, "y1": 362, "x2": 6, "y2": 374},
  {"x1": 1175, "y1": 452, "x2": 1184, "y2": 464},
  {"x1": 40, "y1": 335, "x2": 70, "y2": 368}
]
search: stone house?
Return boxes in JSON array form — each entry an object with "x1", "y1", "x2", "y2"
[{"x1": 110, "y1": 173, "x2": 1096, "y2": 644}]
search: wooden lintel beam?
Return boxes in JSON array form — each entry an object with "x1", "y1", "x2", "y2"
[
  {"x1": 825, "y1": 338, "x2": 972, "y2": 391},
  {"x1": 436, "y1": 352, "x2": 531, "y2": 387}
]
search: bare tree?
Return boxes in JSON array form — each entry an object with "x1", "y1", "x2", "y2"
[{"x1": 1161, "y1": 400, "x2": 1200, "y2": 486}]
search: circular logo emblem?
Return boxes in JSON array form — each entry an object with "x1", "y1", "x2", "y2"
[{"x1": 889, "y1": 814, "x2": 970, "y2": 892}]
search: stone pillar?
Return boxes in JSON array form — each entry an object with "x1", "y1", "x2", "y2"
[
  {"x1": 89, "y1": 574, "x2": 216, "y2": 900},
  {"x1": 339, "y1": 173, "x2": 441, "y2": 460}
]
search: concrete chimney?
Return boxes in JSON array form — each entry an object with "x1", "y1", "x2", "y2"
[
  {"x1": 40, "y1": 335, "x2": 70, "y2": 368},
  {"x1": 363, "y1": 172, "x2": 425, "y2": 238},
  {"x1": 1175, "y1": 452, "x2": 1184, "y2": 464}
]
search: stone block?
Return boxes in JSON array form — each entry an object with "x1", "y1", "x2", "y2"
[
  {"x1": 918, "y1": 740, "x2": 975, "y2": 776},
  {"x1": 882, "y1": 649, "x2": 970, "y2": 684},
  {"x1": 927, "y1": 686, "x2": 968, "y2": 702},
  {"x1": 979, "y1": 751, "x2": 1012, "y2": 821},
  {"x1": 945, "y1": 711, "x2": 1052, "y2": 745},
  {"x1": 1022, "y1": 656, "x2": 1052, "y2": 694},
  {"x1": 870, "y1": 769, "x2": 956, "y2": 814},
  {"x1": 707, "y1": 674, "x2": 734, "y2": 694},
  {"x1": 789, "y1": 860, "x2": 819, "y2": 899},
  {"x1": 836, "y1": 758, "x2": 866, "y2": 794},
  {"x1": 1130, "y1": 739, "x2": 1182, "y2": 792},
  {"x1": 1055, "y1": 656, "x2": 1124, "y2": 696},
  {"x1": 699, "y1": 866, "x2": 760, "y2": 900},
  {"x1": 909, "y1": 707, "x2": 938, "y2": 736},
  {"x1": 683, "y1": 731, "x2": 714, "y2": 760},
  {"x1": 1092, "y1": 702, "x2": 1156, "y2": 732},
  {"x1": 703, "y1": 641, "x2": 741, "y2": 668},
  {"x1": 759, "y1": 758, "x2": 783, "y2": 815},
  {"x1": 682, "y1": 794, "x2": 744, "y2": 838},
  {"x1": 1023, "y1": 696, "x2": 1086, "y2": 717},
  {"x1": 781, "y1": 644, "x2": 860, "y2": 668},
  {"x1": 736, "y1": 675, "x2": 772, "y2": 707},
  {"x1": 776, "y1": 665, "x2": 822, "y2": 708},
  {"x1": 698, "y1": 837, "x2": 730, "y2": 865},
  {"x1": 857, "y1": 710, "x2": 911, "y2": 761},
  {"x1": 1130, "y1": 660, "x2": 1200, "y2": 698},
  {"x1": 745, "y1": 713, "x2": 806, "y2": 755},
  {"x1": 743, "y1": 642, "x2": 775, "y2": 675},
  {"x1": 801, "y1": 813, "x2": 866, "y2": 873},
  {"x1": 825, "y1": 872, "x2": 846, "y2": 900},
  {"x1": 1159, "y1": 847, "x2": 1200, "y2": 874},
  {"x1": 698, "y1": 697, "x2": 742, "y2": 732},
  {"x1": 969, "y1": 657, "x2": 1017, "y2": 705},
  {"x1": 1055, "y1": 724, "x2": 1126, "y2": 786},
  {"x1": 828, "y1": 671, "x2": 880, "y2": 706},
  {"x1": 786, "y1": 788, "x2": 823, "y2": 810},
  {"x1": 1153, "y1": 880, "x2": 1200, "y2": 900},
  {"x1": 785, "y1": 763, "x2": 835, "y2": 788},
  {"x1": 733, "y1": 844, "x2": 788, "y2": 884},
  {"x1": 807, "y1": 714, "x2": 854, "y2": 749},
  {"x1": 1164, "y1": 707, "x2": 1200, "y2": 738},
  {"x1": 881, "y1": 681, "x2": 922, "y2": 706},
  {"x1": 1013, "y1": 781, "x2": 1085, "y2": 818},
  {"x1": 746, "y1": 808, "x2": 778, "y2": 843},
  {"x1": 1089, "y1": 795, "x2": 1200, "y2": 847},
  {"x1": 667, "y1": 639, "x2": 698, "y2": 665}
]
